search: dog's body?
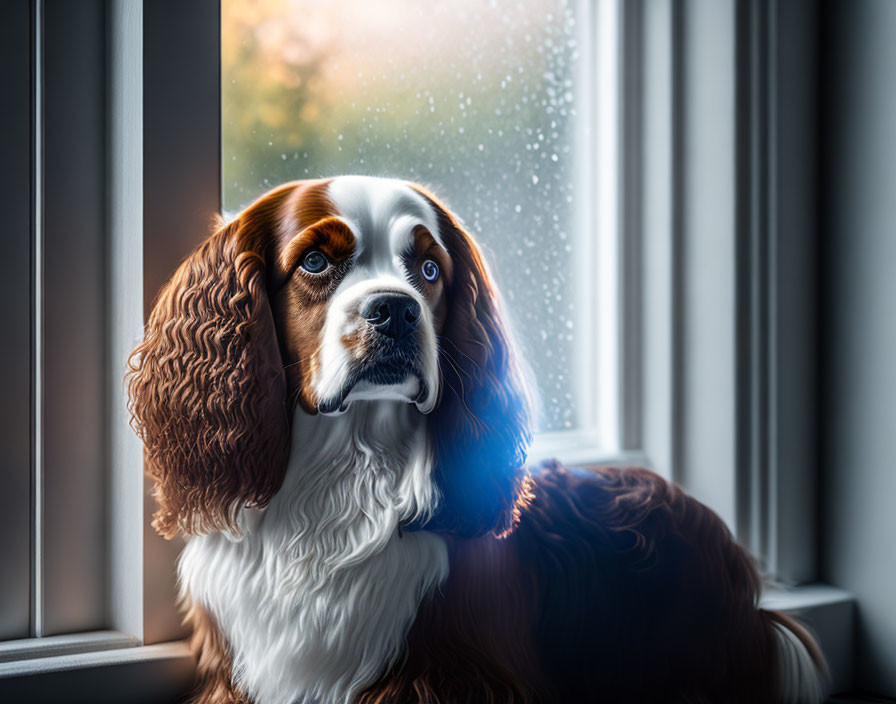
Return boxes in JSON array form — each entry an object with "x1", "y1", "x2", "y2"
[{"x1": 129, "y1": 176, "x2": 827, "y2": 703}]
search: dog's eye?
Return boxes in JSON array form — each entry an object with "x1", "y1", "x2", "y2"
[
  {"x1": 421, "y1": 259, "x2": 439, "y2": 282},
  {"x1": 301, "y1": 250, "x2": 329, "y2": 274}
]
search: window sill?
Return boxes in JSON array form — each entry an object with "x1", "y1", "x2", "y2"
[
  {"x1": 0, "y1": 640, "x2": 193, "y2": 704},
  {"x1": 0, "y1": 586, "x2": 853, "y2": 703},
  {"x1": 528, "y1": 429, "x2": 649, "y2": 468},
  {"x1": 0, "y1": 631, "x2": 140, "y2": 665}
]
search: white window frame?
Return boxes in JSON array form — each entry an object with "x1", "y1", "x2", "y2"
[
  {"x1": 0, "y1": 0, "x2": 198, "y2": 699},
  {"x1": 0, "y1": 0, "x2": 146, "y2": 657},
  {"x1": 0, "y1": 0, "x2": 856, "y2": 698}
]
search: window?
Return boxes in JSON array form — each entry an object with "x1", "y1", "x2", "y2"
[
  {"x1": 0, "y1": 3, "x2": 191, "y2": 698},
  {"x1": 221, "y1": 0, "x2": 621, "y2": 444},
  {"x1": 0, "y1": 1, "x2": 848, "y2": 699}
]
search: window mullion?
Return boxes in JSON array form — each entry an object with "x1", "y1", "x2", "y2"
[
  {"x1": 106, "y1": 0, "x2": 146, "y2": 641},
  {"x1": 593, "y1": 0, "x2": 621, "y2": 451},
  {"x1": 639, "y1": 0, "x2": 680, "y2": 483},
  {"x1": 31, "y1": 0, "x2": 45, "y2": 640}
]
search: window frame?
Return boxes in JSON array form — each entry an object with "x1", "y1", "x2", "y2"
[
  {"x1": 0, "y1": 0, "x2": 200, "y2": 697},
  {"x1": 629, "y1": 0, "x2": 820, "y2": 585},
  {"x1": 1, "y1": 0, "x2": 127, "y2": 648},
  {"x1": 0, "y1": 0, "x2": 114, "y2": 647},
  {"x1": 0, "y1": 0, "x2": 854, "y2": 698}
]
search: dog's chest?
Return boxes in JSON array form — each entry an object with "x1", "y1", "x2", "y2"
[{"x1": 179, "y1": 413, "x2": 448, "y2": 704}]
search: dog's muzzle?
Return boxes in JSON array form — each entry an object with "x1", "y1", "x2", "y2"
[{"x1": 317, "y1": 292, "x2": 430, "y2": 414}]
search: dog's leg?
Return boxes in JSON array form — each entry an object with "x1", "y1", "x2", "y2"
[{"x1": 181, "y1": 597, "x2": 252, "y2": 704}]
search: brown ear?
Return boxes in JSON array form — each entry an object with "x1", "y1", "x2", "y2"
[
  {"x1": 127, "y1": 211, "x2": 290, "y2": 539},
  {"x1": 411, "y1": 188, "x2": 534, "y2": 538}
]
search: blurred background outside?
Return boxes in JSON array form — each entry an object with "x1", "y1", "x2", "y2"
[{"x1": 222, "y1": 0, "x2": 584, "y2": 432}]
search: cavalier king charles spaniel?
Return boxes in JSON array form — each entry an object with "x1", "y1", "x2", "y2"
[{"x1": 128, "y1": 176, "x2": 828, "y2": 704}]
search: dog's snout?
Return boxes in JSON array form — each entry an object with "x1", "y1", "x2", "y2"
[{"x1": 361, "y1": 294, "x2": 421, "y2": 341}]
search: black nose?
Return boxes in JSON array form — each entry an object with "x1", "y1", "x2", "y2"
[{"x1": 360, "y1": 294, "x2": 421, "y2": 341}]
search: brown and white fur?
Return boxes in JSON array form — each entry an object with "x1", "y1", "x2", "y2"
[{"x1": 128, "y1": 176, "x2": 828, "y2": 704}]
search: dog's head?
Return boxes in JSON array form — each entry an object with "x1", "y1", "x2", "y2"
[{"x1": 128, "y1": 176, "x2": 533, "y2": 539}]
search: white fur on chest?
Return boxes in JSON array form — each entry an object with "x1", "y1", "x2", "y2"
[{"x1": 178, "y1": 402, "x2": 448, "y2": 704}]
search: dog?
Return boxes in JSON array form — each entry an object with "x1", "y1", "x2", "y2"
[{"x1": 128, "y1": 176, "x2": 828, "y2": 703}]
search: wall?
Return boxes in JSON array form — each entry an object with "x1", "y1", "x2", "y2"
[{"x1": 821, "y1": 0, "x2": 896, "y2": 695}]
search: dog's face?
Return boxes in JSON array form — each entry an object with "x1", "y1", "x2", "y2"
[
  {"x1": 271, "y1": 177, "x2": 452, "y2": 416},
  {"x1": 128, "y1": 176, "x2": 531, "y2": 540}
]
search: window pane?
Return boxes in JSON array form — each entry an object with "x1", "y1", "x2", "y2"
[{"x1": 223, "y1": 0, "x2": 583, "y2": 431}]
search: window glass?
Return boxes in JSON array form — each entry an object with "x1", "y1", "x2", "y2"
[{"x1": 223, "y1": 0, "x2": 584, "y2": 431}]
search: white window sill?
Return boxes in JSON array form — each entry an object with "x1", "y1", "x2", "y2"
[
  {"x1": 0, "y1": 631, "x2": 140, "y2": 665},
  {"x1": 528, "y1": 429, "x2": 649, "y2": 468},
  {"x1": 0, "y1": 640, "x2": 193, "y2": 704}
]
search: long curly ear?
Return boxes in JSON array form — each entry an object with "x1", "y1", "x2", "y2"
[
  {"x1": 127, "y1": 212, "x2": 290, "y2": 539},
  {"x1": 415, "y1": 190, "x2": 534, "y2": 538}
]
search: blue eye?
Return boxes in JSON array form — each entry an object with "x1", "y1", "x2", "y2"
[
  {"x1": 301, "y1": 250, "x2": 329, "y2": 274},
  {"x1": 422, "y1": 259, "x2": 439, "y2": 282}
]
